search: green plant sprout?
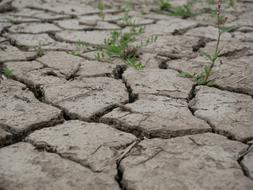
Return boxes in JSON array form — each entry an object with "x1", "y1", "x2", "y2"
[
  {"x1": 228, "y1": 0, "x2": 237, "y2": 8},
  {"x1": 5, "y1": 17, "x2": 18, "y2": 24},
  {"x1": 71, "y1": 41, "x2": 91, "y2": 56},
  {"x1": 97, "y1": 0, "x2": 105, "y2": 20},
  {"x1": 208, "y1": 0, "x2": 236, "y2": 8},
  {"x1": 95, "y1": 27, "x2": 144, "y2": 69},
  {"x1": 210, "y1": 9, "x2": 237, "y2": 31},
  {"x1": 35, "y1": 43, "x2": 45, "y2": 57},
  {"x1": 3, "y1": 68, "x2": 13, "y2": 78},
  {"x1": 119, "y1": 1, "x2": 135, "y2": 26},
  {"x1": 159, "y1": 0, "x2": 172, "y2": 12},
  {"x1": 207, "y1": 0, "x2": 215, "y2": 4},
  {"x1": 121, "y1": 1, "x2": 134, "y2": 12},
  {"x1": 158, "y1": 0, "x2": 194, "y2": 19},
  {"x1": 179, "y1": 0, "x2": 227, "y2": 86},
  {"x1": 171, "y1": 3, "x2": 193, "y2": 18},
  {"x1": 121, "y1": 11, "x2": 133, "y2": 26},
  {"x1": 96, "y1": 12, "x2": 158, "y2": 69}
]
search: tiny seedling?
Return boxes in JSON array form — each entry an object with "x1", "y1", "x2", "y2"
[
  {"x1": 171, "y1": 4, "x2": 193, "y2": 18},
  {"x1": 71, "y1": 41, "x2": 91, "y2": 56},
  {"x1": 158, "y1": 0, "x2": 194, "y2": 19},
  {"x1": 207, "y1": 0, "x2": 215, "y2": 5},
  {"x1": 119, "y1": 1, "x2": 135, "y2": 26},
  {"x1": 97, "y1": 0, "x2": 105, "y2": 20},
  {"x1": 159, "y1": 0, "x2": 172, "y2": 11},
  {"x1": 208, "y1": 0, "x2": 236, "y2": 8},
  {"x1": 35, "y1": 44, "x2": 45, "y2": 57},
  {"x1": 228, "y1": 0, "x2": 237, "y2": 8},
  {"x1": 121, "y1": 1, "x2": 134, "y2": 12},
  {"x1": 179, "y1": 0, "x2": 227, "y2": 86},
  {"x1": 5, "y1": 17, "x2": 18, "y2": 24},
  {"x1": 121, "y1": 11, "x2": 134, "y2": 26},
  {"x1": 2, "y1": 68, "x2": 13, "y2": 77},
  {"x1": 210, "y1": 10, "x2": 237, "y2": 31}
]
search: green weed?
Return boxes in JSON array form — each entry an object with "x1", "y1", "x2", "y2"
[
  {"x1": 96, "y1": 13, "x2": 158, "y2": 69},
  {"x1": 95, "y1": 27, "x2": 143, "y2": 68},
  {"x1": 179, "y1": 0, "x2": 227, "y2": 86}
]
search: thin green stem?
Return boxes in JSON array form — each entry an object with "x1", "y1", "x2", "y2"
[
  {"x1": 204, "y1": 12, "x2": 222, "y2": 82},
  {"x1": 215, "y1": 14, "x2": 222, "y2": 55}
]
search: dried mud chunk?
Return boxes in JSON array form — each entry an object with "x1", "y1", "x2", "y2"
[
  {"x1": 0, "y1": 43, "x2": 36, "y2": 63},
  {"x1": 44, "y1": 77, "x2": 128, "y2": 120},
  {"x1": 5, "y1": 33, "x2": 55, "y2": 47},
  {"x1": 0, "y1": 127, "x2": 12, "y2": 147},
  {"x1": 241, "y1": 149, "x2": 253, "y2": 179},
  {"x1": 0, "y1": 142, "x2": 120, "y2": 190},
  {"x1": 76, "y1": 59, "x2": 116, "y2": 78},
  {"x1": 186, "y1": 26, "x2": 231, "y2": 40},
  {"x1": 120, "y1": 133, "x2": 253, "y2": 190},
  {"x1": 0, "y1": 79, "x2": 63, "y2": 134},
  {"x1": 4, "y1": 61, "x2": 66, "y2": 88},
  {"x1": 55, "y1": 30, "x2": 111, "y2": 45},
  {"x1": 123, "y1": 68, "x2": 193, "y2": 99},
  {"x1": 190, "y1": 86, "x2": 253, "y2": 141},
  {"x1": 102, "y1": 95, "x2": 210, "y2": 138},
  {"x1": 37, "y1": 51, "x2": 81, "y2": 79},
  {"x1": 144, "y1": 18, "x2": 197, "y2": 36},
  {"x1": 8, "y1": 23, "x2": 61, "y2": 34},
  {"x1": 27, "y1": 120, "x2": 137, "y2": 172},
  {"x1": 0, "y1": 0, "x2": 14, "y2": 13}
]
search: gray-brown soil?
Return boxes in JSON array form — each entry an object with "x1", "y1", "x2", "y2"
[{"x1": 0, "y1": 0, "x2": 253, "y2": 189}]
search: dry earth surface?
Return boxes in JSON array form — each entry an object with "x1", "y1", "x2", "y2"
[{"x1": 0, "y1": 0, "x2": 253, "y2": 189}]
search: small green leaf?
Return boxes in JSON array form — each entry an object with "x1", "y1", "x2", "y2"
[
  {"x1": 221, "y1": 26, "x2": 237, "y2": 33},
  {"x1": 125, "y1": 57, "x2": 145, "y2": 70},
  {"x1": 178, "y1": 71, "x2": 194, "y2": 78},
  {"x1": 204, "y1": 65, "x2": 210, "y2": 75},
  {"x1": 196, "y1": 78, "x2": 206, "y2": 85},
  {"x1": 200, "y1": 50, "x2": 213, "y2": 61},
  {"x1": 206, "y1": 80, "x2": 215, "y2": 86},
  {"x1": 194, "y1": 72, "x2": 207, "y2": 85},
  {"x1": 71, "y1": 51, "x2": 81, "y2": 56}
]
